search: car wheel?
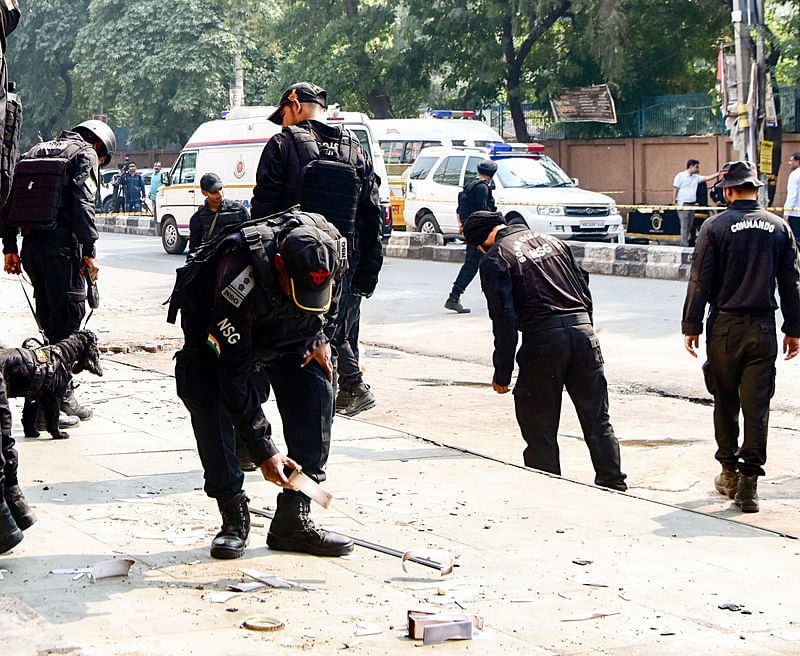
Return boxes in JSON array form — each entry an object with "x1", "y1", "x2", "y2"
[
  {"x1": 161, "y1": 217, "x2": 186, "y2": 255},
  {"x1": 417, "y1": 213, "x2": 440, "y2": 235},
  {"x1": 101, "y1": 196, "x2": 115, "y2": 213}
]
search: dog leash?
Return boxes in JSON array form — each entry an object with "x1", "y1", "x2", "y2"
[{"x1": 18, "y1": 275, "x2": 48, "y2": 345}]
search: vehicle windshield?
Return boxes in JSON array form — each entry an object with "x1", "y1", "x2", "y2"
[{"x1": 495, "y1": 156, "x2": 572, "y2": 188}]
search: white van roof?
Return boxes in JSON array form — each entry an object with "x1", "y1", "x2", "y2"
[
  {"x1": 371, "y1": 118, "x2": 503, "y2": 143},
  {"x1": 185, "y1": 115, "x2": 280, "y2": 151}
]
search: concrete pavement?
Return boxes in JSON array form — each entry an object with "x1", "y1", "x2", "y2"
[{"x1": 2, "y1": 357, "x2": 800, "y2": 655}]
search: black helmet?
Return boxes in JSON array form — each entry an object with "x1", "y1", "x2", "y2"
[{"x1": 73, "y1": 120, "x2": 117, "y2": 164}]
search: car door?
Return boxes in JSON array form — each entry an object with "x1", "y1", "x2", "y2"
[
  {"x1": 429, "y1": 155, "x2": 464, "y2": 233},
  {"x1": 164, "y1": 151, "x2": 198, "y2": 232}
]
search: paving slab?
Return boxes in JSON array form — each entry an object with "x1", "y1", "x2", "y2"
[{"x1": 2, "y1": 359, "x2": 800, "y2": 655}]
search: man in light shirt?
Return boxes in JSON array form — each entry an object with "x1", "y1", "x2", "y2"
[
  {"x1": 785, "y1": 153, "x2": 800, "y2": 242},
  {"x1": 673, "y1": 159, "x2": 720, "y2": 247}
]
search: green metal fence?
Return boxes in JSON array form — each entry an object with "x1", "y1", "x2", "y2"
[{"x1": 490, "y1": 88, "x2": 800, "y2": 140}]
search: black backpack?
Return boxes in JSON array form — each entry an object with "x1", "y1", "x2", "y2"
[
  {"x1": 5, "y1": 137, "x2": 90, "y2": 231},
  {"x1": 166, "y1": 208, "x2": 346, "y2": 325},
  {"x1": 284, "y1": 125, "x2": 361, "y2": 238},
  {"x1": 457, "y1": 178, "x2": 489, "y2": 223}
]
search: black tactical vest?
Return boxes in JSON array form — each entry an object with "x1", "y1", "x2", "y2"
[{"x1": 285, "y1": 126, "x2": 361, "y2": 237}]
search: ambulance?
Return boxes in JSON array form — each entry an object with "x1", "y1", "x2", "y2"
[
  {"x1": 371, "y1": 112, "x2": 504, "y2": 227},
  {"x1": 156, "y1": 106, "x2": 392, "y2": 254}
]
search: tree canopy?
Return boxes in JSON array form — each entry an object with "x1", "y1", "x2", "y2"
[{"x1": 4, "y1": 0, "x2": 797, "y2": 148}]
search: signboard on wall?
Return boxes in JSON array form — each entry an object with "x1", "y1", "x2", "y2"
[{"x1": 550, "y1": 85, "x2": 617, "y2": 124}]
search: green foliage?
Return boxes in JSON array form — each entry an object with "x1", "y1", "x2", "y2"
[
  {"x1": 265, "y1": 0, "x2": 431, "y2": 118},
  {"x1": 6, "y1": 1, "x2": 90, "y2": 147}
]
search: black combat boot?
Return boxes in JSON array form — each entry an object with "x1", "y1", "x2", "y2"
[
  {"x1": 734, "y1": 474, "x2": 759, "y2": 513},
  {"x1": 210, "y1": 491, "x2": 250, "y2": 559},
  {"x1": 34, "y1": 408, "x2": 79, "y2": 434},
  {"x1": 336, "y1": 381, "x2": 376, "y2": 417},
  {"x1": 61, "y1": 385, "x2": 93, "y2": 421},
  {"x1": 444, "y1": 292, "x2": 470, "y2": 314},
  {"x1": 4, "y1": 485, "x2": 36, "y2": 531},
  {"x1": 267, "y1": 489, "x2": 354, "y2": 556},
  {"x1": 0, "y1": 499, "x2": 24, "y2": 554},
  {"x1": 714, "y1": 464, "x2": 738, "y2": 499}
]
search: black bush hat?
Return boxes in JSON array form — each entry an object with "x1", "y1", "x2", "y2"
[
  {"x1": 720, "y1": 161, "x2": 763, "y2": 188},
  {"x1": 268, "y1": 83, "x2": 327, "y2": 125}
]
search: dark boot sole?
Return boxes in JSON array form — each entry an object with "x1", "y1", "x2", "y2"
[
  {"x1": 0, "y1": 528, "x2": 23, "y2": 554},
  {"x1": 337, "y1": 395, "x2": 376, "y2": 417},
  {"x1": 267, "y1": 532, "x2": 355, "y2": 557},
  {"x1": 734, "y1": 499, "x2": 760, "y2": 513},
  {"x1": 210, "y1": 545, "x2": 247, "y2": 559}
]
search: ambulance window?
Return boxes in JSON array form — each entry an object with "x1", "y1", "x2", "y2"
[
  {"x1": 432, "y1": 156, "x2": 464, "y2": 186},
  {"x1": 381, "y1": 141, "x2": 400, "y2": 163},
  {"x1": 409, "y1": 156, "x2": 438, "y2": 180},
  {"x1": 178, "y1": 152, "x2": 197, "y2": 184},
  {"x1": 404, "y1": 140, "x2": 440, "y2": 163}
]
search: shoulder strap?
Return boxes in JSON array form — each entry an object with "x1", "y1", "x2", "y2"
[{"x1": 284, "y1": 125, "x2": 320, "y2": 166}]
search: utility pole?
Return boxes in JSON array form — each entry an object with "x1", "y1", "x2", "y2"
[{"x1": 731, "y1": 0, "x2": 752, "y2": 162}]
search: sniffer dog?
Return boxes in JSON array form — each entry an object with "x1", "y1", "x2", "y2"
[{"x1": 0, "y1": 330, "x2": 103, "y2": 439}]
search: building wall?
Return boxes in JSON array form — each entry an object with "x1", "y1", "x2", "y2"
[{"x1": 541, "y1": 134, "x2": 800, "y2": 209}]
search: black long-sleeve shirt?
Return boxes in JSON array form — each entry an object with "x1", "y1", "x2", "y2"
[
  {"x1": 251, "y1": 119, "x2": 383, "y2": 295},
  {"x1": 2, "y1": 132, "x2": 100, "y2": 257},
  {"x1": 682, "y1": 200, "x2": 800, "y2": 337},
  {"x1": 480, "y1": 225, "x2": 592, "y2": 386}
]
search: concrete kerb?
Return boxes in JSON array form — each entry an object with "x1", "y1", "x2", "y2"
[
  {"x1": 93, "y1": 220, "x2": 696, "y2": 281},
  {"x1": 385, "y1": 232, "x2": 696, "y2": 281},
  {"x1": 96, "y1": 212, "x2": 157, "y2": 237}
]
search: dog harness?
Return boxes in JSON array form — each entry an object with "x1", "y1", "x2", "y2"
[{"x1": 17, "y1": 347, "x2": 59, "y2": 398}]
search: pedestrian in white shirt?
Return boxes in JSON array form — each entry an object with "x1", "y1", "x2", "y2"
[
  {"x1": 673, "y1": 159, "x2": 721, "y2": 246},
  {"x1": 785, "y1": 152, "x2": 800, "y2": 242}
]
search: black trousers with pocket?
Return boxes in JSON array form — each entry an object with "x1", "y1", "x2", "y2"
[
  {"x1": 0, "y1": 370, "x2": 17, "y2": 490},
  {"x1": 704, "y1": 311, "x2": 777, "y2": 477},
  {"x1": 20, "y1": 229, "x2": 86, "y2": 343},
  {"x1": 513, "y1": 312, "x2": 626, "y2": 490}
]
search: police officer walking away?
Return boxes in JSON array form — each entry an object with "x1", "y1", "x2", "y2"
[
  {"x1": 188, "y1": 173, "x2": 249, "y2": 255},
  {"x1": 463, "y1": 211, "x2": 627, "y2": 490},
  {"x1": 2, "y1": 120, "x2": 116, "y2": 422},
  {"x1": 170, "y1": 209, "x2": 353, "y2": 559},
  {"x1": 682, "y1": 161, "x2": 800, "y2": 513},
  {"x1": 252, "y1": 82, "x2": 384, "y2": 417},
  {"x1": 445, "y1": 159, "x2": 497, "y2": 314}
]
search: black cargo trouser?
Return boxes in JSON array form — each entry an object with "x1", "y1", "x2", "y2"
[
  {"x1": 176, "y1": 348, "x2": 333, "y2": 501},
  {"x1": 20, "y1": 230, "x2": 86, "y2": 343},
  {"x1": 332, "y1": 281, "x2": 364, "y2": 390},
  {"x1": 0, "y1": 370, "x2": 18, "y2": 490},
  {"x1": 704, "y1": 311, "x2": 777, "y2": 477},
  {"x1": 513, "y1": 312, "x2": 627, "y2": 490}
]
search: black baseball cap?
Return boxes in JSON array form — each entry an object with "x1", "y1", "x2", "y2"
[
  {"x1": 200, "y1": 172, "x2": 224, "y2": 193},
  {"x1": 720, "y1": 161, "x2": 763, "y2": 188},
  {"x1": 268, "y1": 82, "x2": 327, "y2": 125},
  {"x1": 280, "y1": 225, "x2": 338, "y2": 312}
]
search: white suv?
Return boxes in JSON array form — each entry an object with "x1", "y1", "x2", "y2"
[{"x1": 403, "y1": 144, "x2": 625, "y2": 243}]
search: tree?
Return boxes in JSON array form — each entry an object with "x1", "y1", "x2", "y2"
[
  {"x1": 406, "y1": 0, "x2": 731, "y2": 140},
  {"x1": 74, "y1": 0, "x2": 277, "y2": 148},
  {"x1": 266, "y1": 1, "x2": 430, "y2": 118},
  {"x1": 6, "y1": 1, "x2": 90, "y2": 147}
]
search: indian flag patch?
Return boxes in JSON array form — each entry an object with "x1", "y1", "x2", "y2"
[{"x1": 206, "y1": 334, "x2": 221, "y2": 357}]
